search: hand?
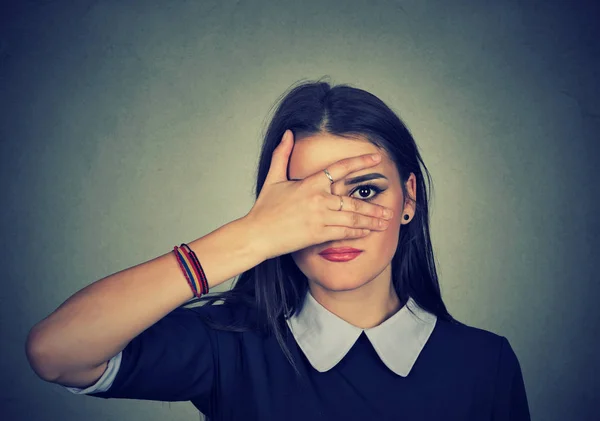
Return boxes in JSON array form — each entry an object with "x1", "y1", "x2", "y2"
[{"x1": 245, "y1": 129, "x2": 394, "y2": 261}]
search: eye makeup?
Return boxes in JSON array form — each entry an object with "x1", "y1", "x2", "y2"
[
  {"x1": 344, "y1": 173, "x2": 388, "y2": 186},
  {"x1": 349, "y1": 184, "x2": 386, "y2": 202}
]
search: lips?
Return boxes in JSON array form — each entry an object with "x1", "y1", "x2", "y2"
[
  {"x1": 318, "y1": 247, "x2": 363, "y2": 262},
  {"x1": 319, "y1": 247, "x2": 362, "y2": 255}
]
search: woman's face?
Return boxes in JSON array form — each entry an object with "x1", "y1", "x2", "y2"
[{"x1": 288, "y1": 132, "x2": 416, "y2": 292}]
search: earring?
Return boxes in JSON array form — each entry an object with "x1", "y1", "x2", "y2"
[{"x1": 403, "y1": 214, "x2": 409, "y2": 221}]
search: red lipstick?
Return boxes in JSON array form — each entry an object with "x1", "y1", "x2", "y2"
[{"x1": 318, "y1": 247, "x2": 363, "y2": 262}]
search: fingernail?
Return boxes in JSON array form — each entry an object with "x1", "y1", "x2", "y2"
[{"x1": 371, "y1": 154, "x2": 381, "y2": 162}]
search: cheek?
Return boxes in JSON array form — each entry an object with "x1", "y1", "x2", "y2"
[
  {"x1": 291, "y1": 246, "x2": 316, "y2": 271},
  {"x1": 370, "y1": 193, "x2": 403, "y2": 241},
  {"x1": 369, "y1": 212, "x2": 401, "y2": 252}
]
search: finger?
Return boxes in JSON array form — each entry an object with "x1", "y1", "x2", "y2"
[
  {"x1": 315, "y1": 226, "x2": 372, "y2": 242},
  {"x1": 306, "y1": 152, "x2": 382, "y2": 188},
  {"x1": 264, "y1": 130, "x2": 294, "y2": 185},
  {"x1": 324, "y1": 209, "x2": 390, "y2": 231},
  {"x1": 324, "y1": 194, "x2": 393, "y2": 220}
]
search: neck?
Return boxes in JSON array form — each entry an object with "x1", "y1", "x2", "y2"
[{"x1": 308, "y1": 265, "x2": 402, "y2": 329}]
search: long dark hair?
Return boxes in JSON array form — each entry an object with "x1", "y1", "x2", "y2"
[{"x1": 184, "y1": 77, "x2": 459, "y2": 377}]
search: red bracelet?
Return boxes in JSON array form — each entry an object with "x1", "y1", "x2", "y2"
[
  {"x1": 178, "y1": 245, "x2": 203, "y2": 296},
  {"x1": 181, "y1": 243, "x2": 209, "y2": 295},
  {"x1": 172, "y1": 244, "x2": 207, "y2": 298}
]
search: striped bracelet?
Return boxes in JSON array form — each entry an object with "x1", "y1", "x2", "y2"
[{"x1": 173, "y1": 243, "x2": 209, "y2": 298}]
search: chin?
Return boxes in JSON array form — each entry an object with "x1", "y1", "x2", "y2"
[
  {"x1": 308, "y1": 272, "x2": 372, "y2": 292},
  {"x1": 317, "y1": 281, "x2": 368, "y2": 292}
]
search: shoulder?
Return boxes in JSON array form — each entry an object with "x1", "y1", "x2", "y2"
[
  {"x1": 424, "y1": 319, "x2": 530, "y2": 417},
  {"x1": 430, "y1": 318, "x2": 516, "y2": 372},
  {"x1": 435, "y1": 318, "x2": 504, "y2": 348}
]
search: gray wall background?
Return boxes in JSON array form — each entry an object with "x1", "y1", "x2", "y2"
[{"x1": 1, "y1": 0, "x2": 598, "y2": 420}]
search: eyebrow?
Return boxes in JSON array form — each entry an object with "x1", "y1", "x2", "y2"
[{"x1": 290, "y1": 172, "x2": 388, "y2": 185}]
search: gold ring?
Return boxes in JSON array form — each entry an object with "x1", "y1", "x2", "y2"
[{"x1": 338, "y1": 196, "x2": 343, "y2": 211}]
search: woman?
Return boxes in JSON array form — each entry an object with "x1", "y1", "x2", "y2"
[{"x1": 26, "y1": 80, "x2": 530, "y2": 420}]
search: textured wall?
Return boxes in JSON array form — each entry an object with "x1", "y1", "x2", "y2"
[{"x1": 1, "y1": 1, "x2": 598, "y2": 420}]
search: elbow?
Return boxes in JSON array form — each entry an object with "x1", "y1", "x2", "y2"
[{"x1": 25, "y1": 327, "x2": 59, "y2": 382}]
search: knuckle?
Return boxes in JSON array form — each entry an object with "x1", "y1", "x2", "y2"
[
  {"x1": 310, "y1": 193, "x2": 323, "y2": 208},
  {"x1": 351, "y1": 212, "x2": 360, "y2": 227},
  {"x1": 339, "y1": 159, "x2": 351, "y2": 172},
  {"x1": 369, "y1": 217, "x2": 378, "y2": 229}
]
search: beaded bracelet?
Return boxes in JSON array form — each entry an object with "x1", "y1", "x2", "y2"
[{"x1": 172, "y1": 243, "x2": 209, "y2": 298}]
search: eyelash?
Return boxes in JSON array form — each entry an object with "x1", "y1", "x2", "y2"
[{"x1": 349, "y1": 184, "x2": 384, "y2": 202}]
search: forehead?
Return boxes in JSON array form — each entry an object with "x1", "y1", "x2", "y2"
[{"x1": 288, "y1": 132, "x2": 389, "y2": 179}]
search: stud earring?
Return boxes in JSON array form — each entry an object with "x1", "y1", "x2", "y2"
[{"x1": 403, "y1": 214, "x2": 409, "y2": 221}]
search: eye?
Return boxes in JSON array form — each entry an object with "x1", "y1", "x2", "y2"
[{"x1": 349, "y1": 184, "x2": 384, "y2": 201}]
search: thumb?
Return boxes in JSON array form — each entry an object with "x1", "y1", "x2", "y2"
[{"x1": 264, "y1": 129, "x2": 294, "y2": 185}]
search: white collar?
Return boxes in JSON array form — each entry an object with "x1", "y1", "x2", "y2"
[{"x1": 285, "y1": 291, "x2": 437, "y2": 377}]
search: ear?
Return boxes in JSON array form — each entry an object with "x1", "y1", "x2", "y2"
[{"x1": 402, "y1": 172, "x2": 417, "y2": 223}]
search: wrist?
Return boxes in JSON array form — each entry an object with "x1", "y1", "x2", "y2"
[{"x1": 238, "y1": 214, "x2": 270, "y2": 263}]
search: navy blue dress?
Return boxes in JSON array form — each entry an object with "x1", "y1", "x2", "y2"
[{"x1": 65, "y1": 297, "x2": 530, "y2": 421}]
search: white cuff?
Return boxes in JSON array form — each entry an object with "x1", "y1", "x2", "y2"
[{"x1": 64, "y1": 351, "x2": 122, "y2": 394}]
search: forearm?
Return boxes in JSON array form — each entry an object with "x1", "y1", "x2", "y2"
[{"x1": 25, "y1": 216, "x2": 265, "y2": 381}]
